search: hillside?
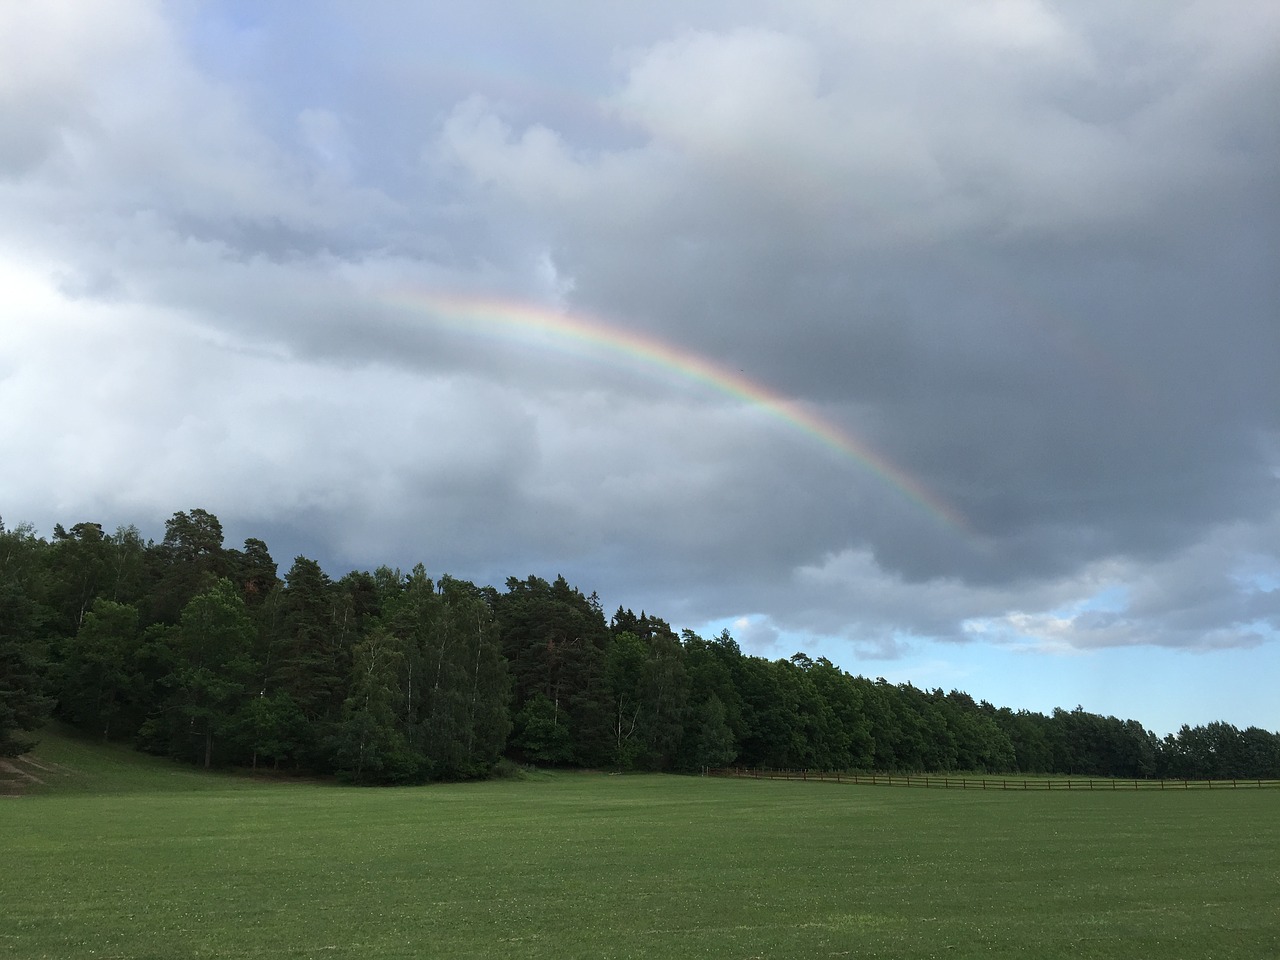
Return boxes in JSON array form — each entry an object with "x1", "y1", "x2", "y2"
[{"x1": 0, "y1": 726, "x2": 268, "y2": 797}]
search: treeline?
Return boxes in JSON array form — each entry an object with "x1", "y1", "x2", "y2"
[{"x1": 2, "y1": 510, "x2": 1278, "y2": 783}]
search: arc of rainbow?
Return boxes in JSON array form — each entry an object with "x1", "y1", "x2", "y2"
[{"x1": 387, "y1": 289, "x2": 968, "y2": 533}]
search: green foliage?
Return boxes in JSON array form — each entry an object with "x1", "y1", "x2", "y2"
[
  {"x1": 55, "y1": 598, "x2": 146, "y2": 741},
  {"x1": 690, "y1": 693, "x2": 736, "y2": 769},
  {"x1": 146, "y1": 508, "x2": 229, "y2": 624},
  {"x1": 232, "y1": 691, "x2": 307, "y2": 771},
  {"x1": 142, "y1": 579, "x2": 256, "y2": 767},
  {"x1": 497, "y1": 574, "x2": 611, "y2": 766},
  {"x1": 488, "y1": 755, "x2": 527, "y2": 779},
  {"x1": 511, "y1": 693, "x2": 574, "y2": 765},
  {"x1": 4, "y1": 507, "x2": 1279, "y2": 783},
  {"x1": 332, "y1": 625, "x2": 415, "y2": 783},
  {"x1": 276, "y1": 556, "x2": 346, "y2": 744},
  {"x1": 0, "y1": 521, "x2": 54, "y2": 755}
]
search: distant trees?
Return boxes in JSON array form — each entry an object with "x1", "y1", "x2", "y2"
[
  {"x1": 55, "y1": 598, "x2": 144, "y2": 741},
  {"x1": 4, "y1": 507, "x2": 1279, "y2": 782},
  {"x1": 498, "y1": 576, "x2": 610, "y2": 767},
  {"x1": 333, "y1": 624, "x2": 414, "y2": 782},
  {"x1": 0, "y1": 520, "x2": 54, "y2": 755},
  {"x1": 170, "y1": 579, "x2": 257, "y2": 768},
  {"x1": 377, "y1": 569, "x2": 512, "y2": 782},
  {"x1": 1157, "y1": 722, "x2": 1280, "y2": 780}
]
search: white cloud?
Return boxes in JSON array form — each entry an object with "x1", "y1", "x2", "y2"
[{"x1": 0, "y1": 0, "x2": 1275, "y2": 728}]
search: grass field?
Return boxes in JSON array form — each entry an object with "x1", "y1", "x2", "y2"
[{"x1": 3, "y1": 730, "x2": 1278, "y2": 959}]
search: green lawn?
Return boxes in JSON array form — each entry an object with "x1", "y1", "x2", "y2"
[{"x1": 3, "y1": 731, "x2": 1277, "y2": 959}]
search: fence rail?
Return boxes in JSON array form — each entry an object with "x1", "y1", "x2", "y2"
[{"x1": 710, "y1": 768, "x2": 1280, "y2": 791}]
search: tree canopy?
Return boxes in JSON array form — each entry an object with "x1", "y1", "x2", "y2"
[{"x1": 3, "y1": 509, "x2": 1278, "y2": 782}]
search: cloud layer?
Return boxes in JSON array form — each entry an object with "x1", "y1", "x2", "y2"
[{"x1": 3, "y1": 0, "x2": 1277, "y2": 727}]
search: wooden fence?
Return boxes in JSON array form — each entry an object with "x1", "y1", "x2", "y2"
[{"x1": 710, "y1": 768, "x2": 1280, "y2": 791}]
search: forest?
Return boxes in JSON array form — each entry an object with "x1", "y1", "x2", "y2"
[{"x1": 3, "y1": 508, "x2": 1278, "y2": 783}]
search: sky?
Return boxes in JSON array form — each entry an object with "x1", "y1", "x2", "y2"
[{"x1": 2, "y1": 0, "x2": 1277, "y2": 736}]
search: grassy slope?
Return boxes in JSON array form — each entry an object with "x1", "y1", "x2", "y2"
[
  {"x1": 1, "y1": 727, "x2": 270, "y2": 796},
  {"x1": 2, "y1": 731, "x2": 1277, "y2": 959}
]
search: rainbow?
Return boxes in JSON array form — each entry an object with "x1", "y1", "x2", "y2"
[{"x1": 387, "y1": 289, "x2": 967, "y2": 532}]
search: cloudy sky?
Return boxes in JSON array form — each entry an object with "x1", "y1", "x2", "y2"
[{"x1": 3, "y1": 0, "x2": 1277, "y2": 735}]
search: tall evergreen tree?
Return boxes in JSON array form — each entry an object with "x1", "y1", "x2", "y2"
[
  {"x1": 497, "y1": 575, "x2": 611, "y2": 766},
  {"x1": 147, "y1": 508, "x2": 229, "y2": 624},
  {"x1": 156, "y1": 579, "x2": 256, "y2": 768},
  {"x1": 0, "y1": 520, "x2": 53, "y2": 755},
  {"x1": 274, "y1": 556, "x2": 348, "y2": 765},
  {"x1": 333, "y1": 625, "x2": 414, "y2": 782},
  {"x1": 55, "y1": 598, "x2": 146, "y2": 741}
]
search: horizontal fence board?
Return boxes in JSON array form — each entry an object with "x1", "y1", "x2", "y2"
[{"x1": 709, "y1": 769, "x2": 1280, "y2": 791}]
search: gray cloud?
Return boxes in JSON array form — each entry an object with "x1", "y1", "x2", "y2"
[{"x1": 2, "y1": 0, "x2": 1277, "y2": 718}]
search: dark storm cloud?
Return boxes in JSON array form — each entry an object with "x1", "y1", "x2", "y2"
[
  {"x1": 431, "y1": 6, "x2": 1279, "y2": 588},
  {"x1": 1, "y1": 0, "x2": 1277, "y2": 698}
]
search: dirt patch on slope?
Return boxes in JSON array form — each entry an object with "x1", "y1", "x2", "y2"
[{"x1": 0, "y1": 755, "x2": 60, "y2": 797}]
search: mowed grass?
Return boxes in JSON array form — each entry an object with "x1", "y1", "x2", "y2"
[{"x1": 3, "y1": 732, "x2": 1277, "y2": 959}]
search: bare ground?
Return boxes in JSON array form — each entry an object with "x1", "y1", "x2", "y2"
[{"x1": 0, "y1": 755, "x2": 67, "y2": 797}]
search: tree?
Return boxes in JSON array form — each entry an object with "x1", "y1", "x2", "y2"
[
  {"x1": 104, "y1": 525, "x2": 148, "y2": 606},
  {"x1": 332, "y1": 626, "x2": 414, "y2": 783},
  {"x1": 861, "y1": 678, "x2": 904, "y2": 771},
  {"x1": 733, "y1": 657, "x2": 811, "y2": 768},
  {"x1": 805, "y1": 658, "x2": 874, "y2": 770},
  {"x1": 148, "y1": 509, "x2": 229, "y2": 624},
  {"x1": 381, "y1": 569, "x2": 511, "y2": 780},
  {"x1": 0, "y1": 520, "x2": 53, "y2": 755},
  {"x1": 56, "y1": 598, "x2": 146, "y2": 741},
  {"x1": 677, "y1": 630, "x2": 745, "y2": 770},
  {"x1": 989, "y1": 707, "x2": 1052, "y2": 773},
  {"x1": 231, "y1": 538, "x2": 278, "y2": 607},
  {"x1": 168, "y1": 579, "x2": 255, "y2": 767},
  {"x1": 46, "y1": 521, "x2": 111, "y2": 634},
  {"x1": 496, "y1": 575, "x2": 611, "y2": 766},
  {"x1": 511, "y1": 693, "x2": 573, "y2": 765},
  {"x1": 232, "y1": 691, "x2": 307, "y2": 772},
  {"x1": 691, "y1": 693, "x2": 736, "y2": 770},
  {"x1": 435, "y1": 576, "x2": 511, "y2": 777},
  {"x1": 606, "y1": 632, "x2": 649, "y2": 770},
  {"x1": 273, "y1": 556, "x2": 348, "y2": 765},
  {"x1": 1238, "y1": 726, "x2": 1280, "y2": 779},
  {"x1": 637, "y1": 621, "x2": 689, "y2": 769}
]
